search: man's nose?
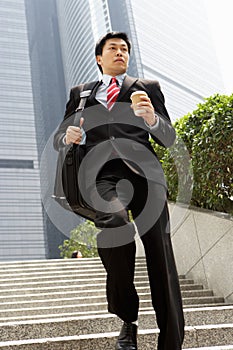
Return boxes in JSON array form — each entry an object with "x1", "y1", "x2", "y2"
[{"x1": 116, "y1": 49, "x2": 123, "y2": 56}]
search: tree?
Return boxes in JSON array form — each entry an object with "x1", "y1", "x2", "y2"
[{"x1": 59, "y1": 220, "x2": 99, "y2": 258}]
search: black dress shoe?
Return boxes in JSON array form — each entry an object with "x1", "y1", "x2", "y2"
[{"x1": 115, "y1": 322, "x2": 137, "y2": 350}]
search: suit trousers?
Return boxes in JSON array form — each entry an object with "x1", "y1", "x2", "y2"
[{"x1": 90, "y1": 159, "x2": 185, "y2": 350}]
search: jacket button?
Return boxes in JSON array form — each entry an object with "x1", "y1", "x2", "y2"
[{"x1": 110, "y1": 136, "x2": 115, "y2": 140}]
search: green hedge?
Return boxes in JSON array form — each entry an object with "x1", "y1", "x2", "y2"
[{"x1": 151, "y1": 94, "x2": 233, "y2": 215}]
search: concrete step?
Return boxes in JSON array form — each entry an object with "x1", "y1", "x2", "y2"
[
  {"x1": 0, "y1": 258, "x2": 229, "y2": 348},
  {"x1": 4, "y1": 266, "x2": 190, "y2": 278},
  {"x1": 0, "y1": 266, "x2": 148, "y2": 277},
  {"x1": 0, "y1": 257, "x2": 144, "y2": 269},
  {"x1": 0, "y1": 269, "x2": 188, "y2": 283},
  {"x1": 0, "y1": 306, "x2": 232, "y2": 341},
  {"x1": 0, "y1": 323, "x2": 232, "y2": 349},
  {"x1": 0, "y1": 282, "x2": 204, "y2": 298},
  {"x1": 0, "y1": 277, "x2": 195, "y2": 290},
  {"x1": 0, "y1": 291, "x2": 222, "y2": 311},
  {"x1": 0, "y1": 261, "x2": 148, "y2": 272},
  {"x1": 0, "y1": 288, "x2": 213, "y2": 303},
  {"x1": 0, "y1": 296, "x2": 226, "y2": 319},
  {"x1": 0, "y1": 262, "x2": 148, "y2": 273},
  {"x1": 0, "y1": 303, "x2": 229, "y2": 323},
  {"x1": 0, "y1": 275, "x2": 148, "y2": 287},
  {"x1": 183, "y1": 296, "x2": 224, "y2": 305},
  {"x1": 184, "y1": 347, "x2": 233, "y2": 350},
  {"x1": 0, "y1": 272, "x2": 152, "y2": 284},
  {"x1": 0, "y1": 257, "x2": 100, "y2": 266}
]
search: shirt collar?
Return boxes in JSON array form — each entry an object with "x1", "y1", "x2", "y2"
[{"x1": 102, "y1": 73, "x2": 126, "y2": 87}]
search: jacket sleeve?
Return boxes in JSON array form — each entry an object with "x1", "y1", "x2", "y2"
[
  {"x1": 53, "y1": 88, "x2": 81, "y2": 151},
  {"x1": 147, "y1": 81, "x2": 176, "y2": 148}
]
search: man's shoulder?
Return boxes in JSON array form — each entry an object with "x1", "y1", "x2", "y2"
[
  {"x1": 70, "y1": 80, "x2": 99, "y2": 94},
  {"x1": 126, "y1": 75, "x2": 160, "y2": 90},
  {"x1": 134, "y1": 77, "x2": 160, "y2": 89}
]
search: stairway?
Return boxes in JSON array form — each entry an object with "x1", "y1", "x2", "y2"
[{"x1": 0, "y1": 257, "x2": 232, "y2": 349}]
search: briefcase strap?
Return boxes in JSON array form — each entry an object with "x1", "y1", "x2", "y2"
[{"x1": 74, "y1": 81, "x2": 99, "y2": 125}]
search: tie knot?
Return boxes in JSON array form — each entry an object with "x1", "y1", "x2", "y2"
[{"x1": 110, "y1": 77, "x2": 118, "y2": 85}]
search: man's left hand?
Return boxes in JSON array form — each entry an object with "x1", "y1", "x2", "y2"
[{"x1": 132, "y1": 95, "x2": 157, "y2": 126}]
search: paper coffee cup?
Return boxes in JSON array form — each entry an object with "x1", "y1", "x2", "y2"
[{"x1": 130, "y1": 91, "x2": 148, "y2": 116}]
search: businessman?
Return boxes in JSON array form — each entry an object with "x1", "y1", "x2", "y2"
[{"x1": 54, "y1": 32, "x2": 184, "y2": 350}]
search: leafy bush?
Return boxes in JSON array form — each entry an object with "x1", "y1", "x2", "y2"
[
  {"x1": 151, "y1": 94, "x2": 233, "y2": 214},
  {"x1": 59, "y1": 220, "x2": 99, "y2": 258},
  {"x1": 192, "y1": 95, "x2": 233, "y2": 213}
]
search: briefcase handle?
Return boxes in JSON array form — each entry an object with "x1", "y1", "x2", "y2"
[
  {"x1": 75, "y1": 90, "x2": 92, "y2": 112},
  {"x1": 73, "y1": 81, "x2": 99, "y2": 125}
]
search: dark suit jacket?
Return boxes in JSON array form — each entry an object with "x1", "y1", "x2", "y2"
[{"x1": 54, "y1": 75, "x2": 176, "y2": 188}]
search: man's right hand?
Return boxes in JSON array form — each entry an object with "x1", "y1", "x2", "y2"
[{"x1": 65, "y1": 117, "x2": 84, "y2": 145}]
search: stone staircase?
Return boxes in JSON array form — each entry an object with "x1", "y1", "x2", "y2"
[{"x1": 0, "y1": 257, "x2": 232, "y2": 349}]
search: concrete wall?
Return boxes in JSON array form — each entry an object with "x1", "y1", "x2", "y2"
[{"x1": 136, "y1": 203, "x2": 233, "y2": 303}]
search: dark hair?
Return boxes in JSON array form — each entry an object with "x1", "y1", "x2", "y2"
[
  {"x1": 71, "y1": 251, "x2": 78, "y2": 258},
  {"x1": 95, "y1": 32, "x2": 131, "y2": 73}
]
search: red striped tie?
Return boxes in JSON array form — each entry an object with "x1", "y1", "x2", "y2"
[{"x1": 107, "y1": 77, "x2": 120, "y2": 110}]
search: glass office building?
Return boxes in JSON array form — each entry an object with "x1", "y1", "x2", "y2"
[
  {"x1": 126, "y1": 0, "x2": 224, "y2": 120},
  {"x1": 0, "y1": 0, "x2": 45, "y2": 260},
  {"x1": 0, "y1": 0, "x2": 224, "y2": 261},
  {"x1": 56, "y1": 0, "x2": 110, "y2": 89},
  {"x1": 24, "y1": 0, "x2": 73, "y2": 259},
  {"x1": 56, "y1": 0, "x2": 224, "y2": 120}
]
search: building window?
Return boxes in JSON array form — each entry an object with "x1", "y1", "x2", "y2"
[{"x1": 0, "y1": 159, "x2": 34, "y2": 169}]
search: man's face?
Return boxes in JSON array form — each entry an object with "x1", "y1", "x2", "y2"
[{"x1": 96, "y1": 38, "x2": 129, "y2": 76}]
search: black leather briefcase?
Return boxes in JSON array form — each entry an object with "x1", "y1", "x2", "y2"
[{"x1": 52, "y1": 82, "x2": 98, "y2": 221}]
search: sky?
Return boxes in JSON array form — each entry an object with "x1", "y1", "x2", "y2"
[{"x1": 204, "y1": 0, "x2": 233, "y2": 95}]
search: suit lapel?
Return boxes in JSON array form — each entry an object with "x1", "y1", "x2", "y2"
[{"x1": 117, "y1": 76, "x2": 138, "y2": 102}]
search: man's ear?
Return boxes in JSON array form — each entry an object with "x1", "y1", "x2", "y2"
[{"x1": 96, "y1": 55, "x2": 102, "y2": 66}]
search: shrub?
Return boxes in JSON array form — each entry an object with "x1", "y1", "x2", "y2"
[
  {"x1": 192, "y1": 94, "x2": 233, "y2": 213},
  {"x1": 151, "y1": 94, "x2": 233, "y2": 215},
  {"x1": 59, "y1": 220, "x2": 99, "y2": 258}
]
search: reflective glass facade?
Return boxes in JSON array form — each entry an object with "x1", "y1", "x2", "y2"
[
  {"x1": 25, "y1": 0, "x2": 71, "y2": 259},
  {"x1": 56, "y1": 0, "x2": 224, "y2": 120},
  {"x1": 56, "y1": 0, "x2": 116, "y2": 91},
  {"x1": 56, "y1": 0, "x2": 112, "y2": 90},
  {"x1": 129, "y1": 0, "x2": 224, "y2": 120},
  {"x1": 0, "y1": 0, "x2": 45, "y2": 260}
]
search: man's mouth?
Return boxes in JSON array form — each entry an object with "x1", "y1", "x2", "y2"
[{"x1": 115, "y1": 58, "x2": 124, "y2": 63}]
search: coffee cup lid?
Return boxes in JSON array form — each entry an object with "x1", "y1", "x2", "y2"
[{"x1": 130, "y1": 91, "x2": 148, "y2": 100}]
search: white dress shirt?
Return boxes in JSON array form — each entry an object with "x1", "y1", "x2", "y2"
[{"x1": 95, "y1": 73, "x2": 126, "y2": 108}]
